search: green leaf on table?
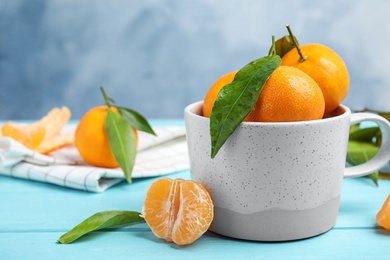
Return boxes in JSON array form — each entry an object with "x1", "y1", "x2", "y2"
[
  {"x1": 105, "y1": 109, "x2": 137, "y2": 183},
  {"x1": 117, "y1": 106, "x2": 156, "y2": 136},
  {"x1": 347, "y1": 140, "x2": 380, "y2": 186},
  {"x1": 349, "y1": 126, "x2": 380, "y2": 143},
  {"x1": 57, "y1": 210, "x2": 144, "y2": 244},
  {"x1": 210, "y1": 55, "x2": 281, "y2": 158},
  {"x1": 347, "y1": 140, "x2": 378, "y2": 165},
  {"x1": 369, "y1": 171, "x2": 380, "y2": 186},
  {"x1": 349, "y1": 124, "x2": 361, "y2": 134},
  {"x1": 268, "y1": 35, "x2": 299, "y2": 57}
]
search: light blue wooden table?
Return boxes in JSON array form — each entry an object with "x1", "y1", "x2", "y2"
[{"x1": 1, "y1": 120, "x2": 389, "y2": 259}]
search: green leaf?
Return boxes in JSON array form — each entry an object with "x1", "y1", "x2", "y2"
[
  {"x1": 349, "y1": 126, "x2": 380, "y2": 143},
  {"x1": 57, "y1": 210, "x2": 144, "y2": 244},
  {"x1": 349, "y1": 124, "x2": 361, "y2": 136},
  {"x1": 347, "y1": 140, "x2": 379, "y2": 165},
  {"x1": 117, "y1": 106, "x2": 156, "y2": 136},
  {"x1": 105, "y1": 110, "x2": 137, "y2": 183},
  {"x1": 268, "y1": 35, "x2": 299, "y2": 57},
  {"x1": 347, "y1": 140, "x2": 379, "y2": 186},
  {"x1": 210, "y1": 55, "x2": 281, "y2": 158},
  {"x1": 368, "y1": 171, "x2": 379, "y2": 186}
]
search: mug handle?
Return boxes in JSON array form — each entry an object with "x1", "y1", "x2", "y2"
[{"x1": 344, "y1": 113, "x2": 390, "y2": 178}]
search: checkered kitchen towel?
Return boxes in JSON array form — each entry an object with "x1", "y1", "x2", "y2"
[{"x1": 0, "y1": 126, "x2": 189, "y2": 192}]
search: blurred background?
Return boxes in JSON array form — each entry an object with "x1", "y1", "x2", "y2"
[{"x1": 1, "y1": 0, "x2": 390, "y2": 120}]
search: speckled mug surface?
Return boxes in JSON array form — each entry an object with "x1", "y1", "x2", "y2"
[{"x1": 184, "y1": 101, "x2": 390, "y2": 241}]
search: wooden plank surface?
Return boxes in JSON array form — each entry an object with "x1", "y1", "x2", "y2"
[
  {"x1": 1, "y1": 120, "x2": 390, "y2": 259},
  {"x1": 1, "y1": 172, "x2": 390, "y2": 259}
]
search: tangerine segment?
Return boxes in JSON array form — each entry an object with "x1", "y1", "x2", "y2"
[
  {"x1": 376, "y1": 194, "x2": 390, "y2": 230},
  {"x1": 142, "y1": 178, "x2": 182, "y2": 242},
  {"x1": 142, "y1": 178, "x2": 214, "y2": 246},
  {"x1": 1, "y1": 122, "x2": 46, "y2": 149},
  {"x1": 171, "y1": 180, "x2": 214, "y2": 245}
]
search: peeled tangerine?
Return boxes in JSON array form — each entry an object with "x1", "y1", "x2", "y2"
[
  {"x1": 1, "y1": 106, "x2": 73, "y2": 154},
  {"x1": 141, "y1": 178, "x2": 214, "y2": 245},
  {"x1": 376, "y1": 194, "x2": 390, "y2": 230}
]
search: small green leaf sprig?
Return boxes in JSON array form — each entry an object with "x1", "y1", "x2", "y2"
[{"x1": 100, "y1": 87, "x2": 156, "y2": 183}]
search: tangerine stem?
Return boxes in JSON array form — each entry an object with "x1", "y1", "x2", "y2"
[
  {"x1": 285, "y1": 24, "x2": 307, "y2": 62},
  {"x1": 270, "y1": 35, "x2": 276, "y2": 56},
  {"x1": 100, "y1": 86, "x2": 113, "y2": 108}
]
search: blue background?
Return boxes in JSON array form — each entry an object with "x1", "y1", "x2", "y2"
[{"x1": 1, "y1": 0, "x2": 390, "y2": 120}]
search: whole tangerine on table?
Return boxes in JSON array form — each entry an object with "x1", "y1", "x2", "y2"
[
  {"x1": 203, "y1": 66, "x2": 325, "y2": 122},
  {"x1": 281, "y1": 41, "x2": 349, "y2": 115},
  {"x1": 75, "y1": 106, "x2": 138, "y2": 168},
  {"x1": 142, "y1": 178, "x2": 214, "y2": 246}
]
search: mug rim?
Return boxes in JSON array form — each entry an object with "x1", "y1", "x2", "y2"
[{"x1": 184, "y1": 100, "x2": 351, "y2": 126}]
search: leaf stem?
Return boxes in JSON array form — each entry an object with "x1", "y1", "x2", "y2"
[
  {"x1": 270, "y1": 35, "x2": 276, "y2": 56},
  {"x1": 285, "y1": 24, "x2": 307, "y2": 62},
  {"x1": 100, "y1": 86, "x2": 114, "y2": 108}
]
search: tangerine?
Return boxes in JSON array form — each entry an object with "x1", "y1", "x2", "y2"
[
  {"x1": 202, "y1": 71, "x2": 237, "y2": 118},
  {"x1": 75, "y1": 106, "x2": 137, "y2": 168},
  {"x1": 245, "y1": 65, "x2": 325, "y2": 122},
  {"x1": 142, "y1": 178, "x2": 214, "y2": 246},
  {"x1": 203, "y1": 66, "x2": 325, "y2": 122},
  {"x1": 377, "y1": 194, "x2": 390, "y2": 230},
  {"x1": 281, "y1": 43, "x2": 350, "y2": 114}
]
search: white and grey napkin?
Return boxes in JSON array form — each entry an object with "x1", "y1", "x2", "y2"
[{"x1": 0, "y1": 126, "x2": 189, "y2": 192}]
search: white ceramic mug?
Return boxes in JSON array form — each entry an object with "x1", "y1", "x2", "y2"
[{"x1": 184, "y1": 101, "x2": 390, "y2": 241}]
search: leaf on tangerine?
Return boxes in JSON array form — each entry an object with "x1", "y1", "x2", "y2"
[
  {"x1": 117, "y1": 106, "x2": 156, "y2": 136},
  {"x1": 210, "y1": 55, "x2": 281, "y2": 158},
  {"x1": 105, "y1": 109, "x2": 137, "y2": 183},
  {"x1": 268, "y1": 35, "x2": 299, "y2": 58}
]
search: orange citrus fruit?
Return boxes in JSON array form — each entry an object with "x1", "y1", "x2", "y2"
[
  {"x1": 202, "y1": 71, "x2": 237, "y2": 118},
  {"x1": 281, "y1": 43, "x2": 350, "y2": 114},
  {"x1": 377, "y1": 194, "x2": 390, "y2": 230},
  {"x1": 1, "y1": 106, "x2": 72, "y2": 152},
  {"x1": 203, "y1": 66, "x2": 325, "y2": 122},
  {"x1": 75, "y1": 106, "x2": 138, "y2": 168},
  {"x1": 142, "y1": 178, "x2": 214, "y2": 246},
  {"x1": 245, "y1": 65, "x2": 325, "y2": 122}
]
